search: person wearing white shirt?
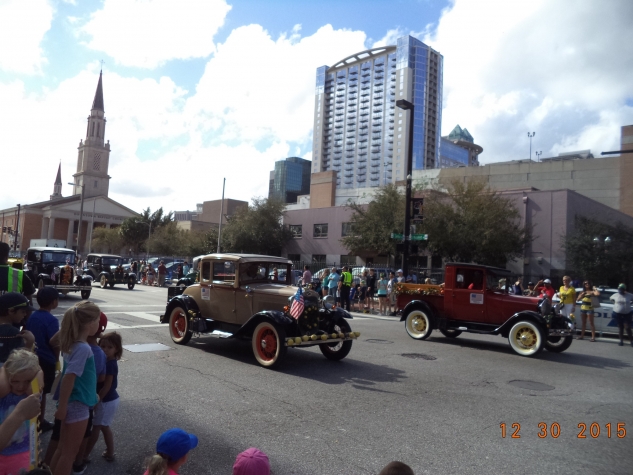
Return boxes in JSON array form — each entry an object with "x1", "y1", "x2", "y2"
[{"x1": 610, "y1": 283, "x2": 633, "y2": 346}]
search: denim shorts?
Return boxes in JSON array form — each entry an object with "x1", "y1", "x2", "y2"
[
  {"x1": 580, "y1": 309, "x2": 593, "y2": 315},
  {"x1": 613, "y1": 312, "x2": 632, "y2": 325},
  {"x1": 93, "y1": 398, "x2": 120, "y2": 427}
]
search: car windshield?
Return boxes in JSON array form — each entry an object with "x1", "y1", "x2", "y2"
[
  {"x1": 241, "y1": 262, "x2": 290, "y2": 284},
  {"x1": 102, "y1": 257, "x2": 123, "y2": 266},
  {"x1": 485, "y1": 270, "x2": 511, "y2": 292},
  {"x1": 41, "y1": 252, "x2": 75, "y2": 264}
]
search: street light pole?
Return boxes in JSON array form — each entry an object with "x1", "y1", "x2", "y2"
[
  {"x1": 396, "y1": 99, "x2": 414, "y2": 276},
  {"x1": 527, "y1": 132, "x2": 535, "y2": 160},
  {"x1": 88, "y1": 198, "x2": 96, "y2": 254},
  {"x1": 535, "y1": 150, "x2": 542, "y2": 162},
  {"x1": 217, "y1": 178, "x2": 225, "y2": 253},
  {"x1": 13, "y1": 204, "x2": 21, "y2": 251},
  {"x1": 69, "y1": 182, "x2": 85, "y2": 258}
]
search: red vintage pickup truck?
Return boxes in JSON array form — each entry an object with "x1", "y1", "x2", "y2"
[{"x1": 397, "y1": 263, "x2": 574, "y2": 357}]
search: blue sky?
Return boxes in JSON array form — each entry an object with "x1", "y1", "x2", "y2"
[{"x1": 1, "y1": 0, "x2": 632, "y2": 213}]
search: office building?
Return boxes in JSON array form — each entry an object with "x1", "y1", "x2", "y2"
[
  {"x1": 268, "y1": 157, "x2": 311, "y2": 204},
  {"x1": 312, "y1": 35, "x2": 443, "y2": 189},
  {"x1": 439, "y1": 125, "x2": 483, "y2": 167}
]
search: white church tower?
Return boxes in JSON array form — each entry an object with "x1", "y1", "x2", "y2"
[{"x1": 72, "y1": 71, "x2": 111, "y2": 199}]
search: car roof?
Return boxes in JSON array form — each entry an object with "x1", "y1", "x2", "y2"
[
  {"x1": 27, "y1": 247, "x2": 75, "y2": 252},
  {"x1": 202, "y1": 253, "x2": 292, "y2": 264},
  {"x1": 88, "y1": 253, "x2": 123, "y2": 258},
  {"x1": 446, "y1": 262, "x2": 512, "y2": 275}
]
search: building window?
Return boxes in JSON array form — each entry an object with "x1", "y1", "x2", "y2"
[
  {"x1": 341, "y1": 222, "x2": 354, "y2": 237},
  {"x1": 287, "y1": 254, "x2": 300, "y2": 262},
  {"x1": 289, "y1": 225, "x2": 302, "y2": 238},
  {"x1": 91, "y1": 122, "x2": 95, "y2": 136},
  {"x1": 313, "y1": 223, "x2": 328, "y2": 238},
  {"x1": 340, "y1": 255, "x2": 355, "y2": 266},
  {"x1": 94, "y1": 180, "x2": 98, "y2": 188},
  {"x1": 312, "y1": 254, "x2": 326, "y2": 264}
]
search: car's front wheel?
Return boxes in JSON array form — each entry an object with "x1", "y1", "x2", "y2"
[
  {"x1": 508, "y1": 320, "x2": 544, "y2": 356},
  {"x1": 544, "y1": 335, "x2": 573, "y2": 353},
  {"x1": 128, "y1": 279, "x2": 135, "y2": 290},
  {"x1": 320, "y1": 319, "x2": 353, "y2": 361},
  {"x1": 169, "y1": 305, "x2": 192, "y2": 345},
  {"x1": 405, "y1": 308, "x2": 433, "y2": 340},
  {"x1": 80, "y1": 289, "x2": 91, "y2": 299},
  {"x1": 100, "y1": 275, "x2": 107, "y2": 289},
  {"x1": 252, "y1": 321, "x2": 287, "y2": 368}
]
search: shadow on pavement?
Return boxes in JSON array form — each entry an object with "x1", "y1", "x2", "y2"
[
  {"x1": 427, "y1": 335, "x2": 631, "y2": 370},
  {"x1": 190, "y1": 337, "x2": 408, "y2": 389}
]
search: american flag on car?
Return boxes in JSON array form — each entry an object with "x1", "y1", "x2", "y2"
[{"x1": 289, "y1": 287, "x2": 304, "y2": 319}]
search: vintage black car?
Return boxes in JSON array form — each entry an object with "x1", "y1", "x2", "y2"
[
  {"x1": 24, "y1": 247, "x2": 92, "y2": 299},
  {"x1": 85, "y1": 253, "x2": 136, "y2": 289}
]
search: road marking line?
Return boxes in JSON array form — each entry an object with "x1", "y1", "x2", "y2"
[
  {"x1": 107, "y1": 323, "x2": 164, "y2": 329},
  {"x1": 124, "y1": 312, "x2": 162, "y2": 322}
]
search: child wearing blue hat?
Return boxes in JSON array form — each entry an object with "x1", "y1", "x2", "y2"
[{"x1": 144, "y1": 428, "x2": 198, "y2": 475}]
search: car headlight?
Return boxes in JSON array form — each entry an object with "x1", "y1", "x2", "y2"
[
  {"x1": 538, "y1": 297, "x2": 551, "y2": 316},
  {"x1": 54, "y1": 267, "x2": 61, "y2": 275}
]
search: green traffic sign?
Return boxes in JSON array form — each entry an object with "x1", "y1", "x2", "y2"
[
  {"x1": 411, "y1": 234, "x2": 428, "y2": 241},
  {"x1": 390, "y1": 233, "x2": 403, "y2": 239}
]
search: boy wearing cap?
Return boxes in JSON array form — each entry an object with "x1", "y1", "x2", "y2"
[
  {"x1": 233, "y1": 447, "x2": 270, "y2": 475},
  {"x1": 24, "y1": 287, "x2": 60, "y2": 431},
  {"x1": 610, "y1": 284, "x2": 633, "y2": 347},
  {"x1": 144, "y1": 428, "x2": 198, "y2": 475},
  {"x1": 535, "y1": 279, "x2": 555, "y2": 301},
  {"x1": 0, "y1": 292, "x2": 35, "y2": 366}
]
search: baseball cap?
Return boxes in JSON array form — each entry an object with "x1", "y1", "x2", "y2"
[
  {"x1": 93, "y1": 312, "x2": 108, "y2": 336},
  {"x1": 528, "y1": 282, "x2": 534, "y2": 286},
  {"x1": 233, "y1": 448, "x2": 270, "y2": 475},
  {"x1": 397, "y1": 269, "x2": 403, "y2": 273},
  {"x1": 0, "y1": 292, "x2": 36, "y2": 313},
  {"x1": 543, "y1": 279, "x2": 551, "y2": 284},
  {"x1": 618, "y1": 283, "x2": 626, "y2": 290},
  {"x1": 156, "y1": 428, "x2": 198, "y2": 461}
]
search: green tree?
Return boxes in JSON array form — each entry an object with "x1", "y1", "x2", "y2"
[
  {"x1": 222, "y1": 197, "x2": 291, "y2": 256},
  {"x1": 91, "y1": 227, "x2": 124, "y2": 254},
  {"x1": 341, "y1": 184, "x2": 405, "y2": 257},
  {"x1": 564, "y1": 216, "x2": 633, "y2": 287},
  {"x1": 422, "y1": 179, "x2": 529, "y2": 267},
  {"x1": 120, "y1": 207, "x2": 174, "y2": 253}
]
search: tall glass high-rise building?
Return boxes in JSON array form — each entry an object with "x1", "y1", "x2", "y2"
[
  {"x1": 268, "y1": 156, "x2": 312, "y2": 204},
  {"x1": 312, "y1": 35, "x2": 443, "y2": 189}
]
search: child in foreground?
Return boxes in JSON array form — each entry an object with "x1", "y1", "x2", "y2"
[
  {"x1": 49, "y1": 302, "x2": 101, "y2": 475},
  {"x1": 144, "y1": 428, "x2": 198, "y2": 475},
  {"x1": 83, "y1": 331, "x2": 122, "y2": 463},
  {"x1": 0, "y1": 349, "x2": 43, "y2": 475},
  {"x1": 0, "y1": 293, "x2": 36, "y2": 366},
  {"x1": 233, "y1": 447, "x2": 270, "y2": 475}
]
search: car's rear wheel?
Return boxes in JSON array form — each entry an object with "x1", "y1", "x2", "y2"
[
  {"x1": 252, "y1": 321, "x2": 287, "y2": 368},
  {"x1": 169, "y1": 305, "x2": 192, "y2": 345},
  {"x1": 100, "y1": 275, "x2": 107, "y2": 289},
  {"x1": 508, "y1": 320, "x2": 544, "y2": 356},
  {"x1": 109, "y1": 282, "x2": 115, "y2": 289},
  {"x1": 37, "y1": 279, "x2": 45, "y2": 291},
  {"x1": 80, "y1": 289, "x2": 91, "y2": 299},
  {"x1": 320, "y1": 319, "x2": 353, "y2": 361},
  {"x1": 405, "y1": 308, "x2": 433, "y2": 340},
  {"x1": 544, "y1": 335, "x2": 573, "y2": 353},
  {"x1": 440, "y1": 328, "x2": 462, "y2": 338},
  {"x1": 128, "y1": 279, "x2": 135, "y2": 290}
]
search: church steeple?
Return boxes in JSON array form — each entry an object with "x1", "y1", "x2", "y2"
[
  {"x1": 92, "y1": 70, "x2": 104, "y2": 111},
  {"x1": 74, "y1": 70, "x2": 111, "y2": 199},
  {"x1": 50, "y1": 162, "x2": 63, "y2": 200}
]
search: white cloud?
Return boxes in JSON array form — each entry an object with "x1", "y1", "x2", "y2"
[
  {"x1": 0, "y1": 0, "x2": 53, "y2": 74},
  {"x1": 425, "y1": 0, "x2": 633, "y2": 162},
  {"x1": 80, "y1": 0, "x2": 232, "y2": 68}
]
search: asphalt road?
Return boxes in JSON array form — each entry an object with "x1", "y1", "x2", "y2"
[{"x1": 40, "y1": 284, "x2": 633, "y2": 475}]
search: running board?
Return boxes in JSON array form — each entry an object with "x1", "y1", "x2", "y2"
[{"x1": 208, "y1": 330, "x2": 233, "y2": 338}]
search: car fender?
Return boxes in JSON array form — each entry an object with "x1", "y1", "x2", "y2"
[
  {"x1": 161, "y1": 294, "x2": 201, "y2": 324},
  {"x1": 234, "y1": 311, "x2": 294, "y2": 338},
  {"x1": 495, "y1": 311, "x2": 548, "y2": 337},
  {"x1": 126, "y1": 272, "x2": 137, "y2": 280},
  {"x1": 327, "y1": 307, "x2": 353, "y2": 322},
  {"x1": 400, "y1": 300, "x2": 437, "y2": 323},
  {"x1": 37, "y1": 273, "x2": 54, "y2": 284}
]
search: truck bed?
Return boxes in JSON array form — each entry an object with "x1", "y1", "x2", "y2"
[{"x1": 396, "y1": 284, "x2": 445, "y2": 314}]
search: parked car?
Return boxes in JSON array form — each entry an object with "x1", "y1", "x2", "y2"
[
  {"x1": 24, "y1": 247, "x2": 92, "y2": 299},
  {"x1": 84, "y1": 253, "x2": 137, "y2": 289},
  {"x1": 397, "y1": 263, "x2": 574, "y2": 357},
  {"x1": 552, "y1": 287, "x2": 621, "y2": 335},
  {"x1": 161, "y1": 253, "x2": 359, "y2": 368}
]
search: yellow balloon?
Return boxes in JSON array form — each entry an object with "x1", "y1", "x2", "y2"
[
  {"x1": 338, "y1": 332, "x2": 345, "y2": 338},
  {"x1": 310, "y1": 334, "x2": 318, "y2": 341},
  {"x1": 355, "y1": 332, "x2": 361, "y2": 337},
  {"x1": 294, "y1": 337, "x2": 302, "y2": 345},
  {"x1": 302, "y1": 335, "x2": 309, "y2": 342},
  {"x1": 331, "y1": 333, "x2": 338, "y2": 339},
  {"x1": 287, "y1": 340, "x2": 294, "y2": 346},
  {"x1": 320, "y1": 334, "x2": 328, "y2": 340}
]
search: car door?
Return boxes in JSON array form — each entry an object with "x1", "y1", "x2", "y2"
[{"x1": 446, "y1": 267, "x2": 486, "y2": 323}]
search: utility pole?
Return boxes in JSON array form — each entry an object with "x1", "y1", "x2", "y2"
[
  {"x1": 13, "y1": 204, "x2": 21, "y2": 251},
  {"x1": 217, "y1": 178, "x2": 225, "y2": 253}
]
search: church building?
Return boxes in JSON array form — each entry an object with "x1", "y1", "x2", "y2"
[{"x1": 0, "y1": 71, "x2": 140, "y2": 255}]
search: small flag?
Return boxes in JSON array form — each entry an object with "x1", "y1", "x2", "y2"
[{"x1": 290, "y1": 287, "x2": 304, "y2": 319}]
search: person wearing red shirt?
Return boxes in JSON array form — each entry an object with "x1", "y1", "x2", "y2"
[{"x1": 535, "y1": 278, "x2": 555, "y2": 300}]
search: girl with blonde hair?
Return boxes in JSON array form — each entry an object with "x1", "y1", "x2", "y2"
[
  {"x1": 0, "y1": 349, "x2": 43, "y2": 474},
  {"x1": 49, "y1": 301, "x2": 101, "y2": 475}
]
